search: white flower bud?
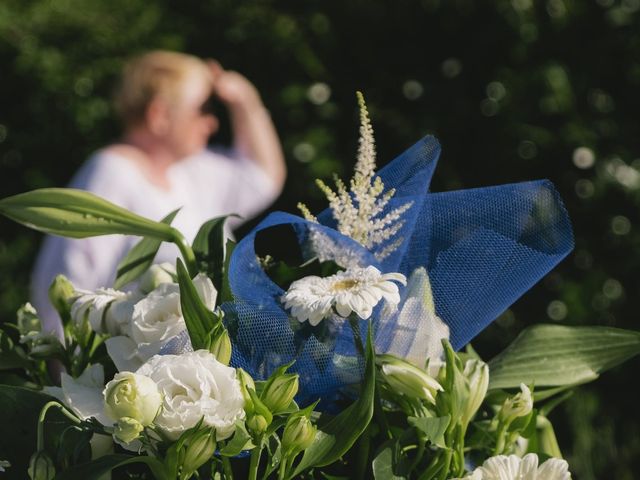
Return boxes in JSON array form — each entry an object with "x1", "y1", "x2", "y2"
[
  {"x1": 113, "y1": 417, "x2": 144, "y2": 444},
  {"x1": 500, "y1": 383, "x2": 533, "y2": 423},
  {"x1": 139, "y1": 263, "x2": 176, "y2": 294},
  {"x1": 261, "y1": 373, "x2": 299, "y2": 414},
  {"x1": 282, "y1": 415, "x2": 316, "y2": 456},
  {"x1": 182, "y1": 428, "x2": 216, "y2": 475},
  {"x1": 461, "y1": 359, "x2": 489, "y2": 427},
  {"x1": 17, "y1": 303, "x2": 41, "y2": 336},
  {"x1": 103, "y1": 372, "x2": 162, "y2": 427},
  {"x1": 378, "y1": 354, "x2": 443, "y2": 404},
  {"x1": 209, "y1": 329, "x2": 232, "y2": 366}
]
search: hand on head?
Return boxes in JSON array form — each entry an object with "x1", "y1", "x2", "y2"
[{"x1": 206, "y1": 60, "x2": 261, "y2": 109}]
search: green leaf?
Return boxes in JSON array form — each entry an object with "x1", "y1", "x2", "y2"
[
  {"x1": 220, "y1": 239, "x2": 236, "y2": 304},
  {"x1": 407, "y1": 415, "x2": 450, "y2": 449},
  {"x1": 114, "y1": 208, "x2": 180, "y2": 289},
  {"x1": 0, "y1": 188, "x2": 177, "y2": 240},
  {"x1": 372, "y1": 440, "x2": 408, "y2": 480},
  {"x1": 0, "y1": 386, "x2": 71, "y2": 477},
  {"x1": 288, "y1": 323, "x2": 376, "y2": 478},
  {"x1": 176, "y1": 259, "x2": 222, "y2": 350},
  {"x1": 56, "y1": 454, "x2": 169, "y2": 480},
  {"x1": 192, "y1": 215, "x2": 238, "y2": 298},
  {"x1": 219, "y1": 421, "x2": 255, "y2": 456},
  {"x1": 488, "y1": 325, "x2": 640, "y2": 390}
]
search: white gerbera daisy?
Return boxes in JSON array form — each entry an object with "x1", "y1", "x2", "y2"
[
  {"x1": 452, "y1": 453, "x2": 572, "y2": 480},
  {"x1": 281, "y1": 266, "x2": 406, "y2": 326}
]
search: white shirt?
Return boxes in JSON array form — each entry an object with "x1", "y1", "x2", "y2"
[{"x1": 32, "y1": 148, "x2": 280, "y2": 337}]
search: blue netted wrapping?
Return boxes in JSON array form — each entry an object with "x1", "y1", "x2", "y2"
[{"x1": 178, "y1": 136, "x2": 574, "y2": 404}]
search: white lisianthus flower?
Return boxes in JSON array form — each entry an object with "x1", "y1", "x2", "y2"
[
  {"x1": 281, "y1": 266, "x2": 406, "y2": 326},
  {"x1": 71, "y1": 288, "x2": 140, "y2": 336},
  {"x1": 452, "y1": 453, "x2": 572, "y2": 480},
  {"x1": 106, "y1": 274, "x2": 216, "y2": 372},
  {"x1": 136, "y1": 350, "x2": 245, "y2": 441}
]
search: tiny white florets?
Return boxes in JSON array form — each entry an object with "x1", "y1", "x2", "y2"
[{"x1": 298, "y1": 92, "x2": 413, "y2": 260}]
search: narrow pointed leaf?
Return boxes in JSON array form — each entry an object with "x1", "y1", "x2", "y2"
[
  {"x1": 289, "y1": 324, "x2": 376, "y2": 478},
  {"x1": 488, "y1": 325, "x2": 640, "y2": 390},
  {"x1": 220, "y1": 238, "x2": 236, "y2": 304},
  {"x1": 176, "y1": 259, "x2": 221, "y2": 350},
  {"x1": 193, "y1": 215, "x2": 238, "y2": 296},
  {"x1": 0, "y1": 188, "x2": 176, "y2": 240},
  {"x1": 114, "y1": 208, "x2": 181, "y2": 289}
]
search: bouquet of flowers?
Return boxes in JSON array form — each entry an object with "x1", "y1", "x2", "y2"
[{"x1": 1, "y1": 94, "x2": 638, "y2": 480}]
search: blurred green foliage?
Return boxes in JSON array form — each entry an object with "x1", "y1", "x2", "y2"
[{"x1": 1, "y1": 1, "x2": 639, "y2": 477}]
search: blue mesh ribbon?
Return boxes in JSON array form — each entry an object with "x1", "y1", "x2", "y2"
[{"x1": 223, "y1": 135, "x2": 573, "y2": 403}]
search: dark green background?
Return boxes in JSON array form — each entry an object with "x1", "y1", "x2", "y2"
[{"x1": 1, "y1": 1, "x2": 638, "y2": 477}]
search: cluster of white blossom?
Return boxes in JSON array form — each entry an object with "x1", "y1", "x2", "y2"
[{"x1": 299, "y1": 92, "x2": 412, "y2": 260}]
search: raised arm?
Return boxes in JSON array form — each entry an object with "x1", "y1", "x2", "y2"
[{"x1": 209, "y1": 62, "x2": 287, "y2": 192}]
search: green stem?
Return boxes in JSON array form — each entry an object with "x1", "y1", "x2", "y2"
[
  {"x1": 493, "y1": 423, "x2": 507, "y2": 456},
  {"x1": 418, "y1": 451, "x2": 442, "y2": 480},
  {"x1": 37, "y1": 401, "x2": 81, "y2": 451},
  {"x1": 248, "y1": 446, "x2": 262, "y2": 480},
  {"x1": 436, "y1": 449, "x2": 453, "y2": 480},
  {"x1": 221, "y1": 456, "x2": 234, "y2": 480},
  {"x1": 277, "y1": 457, "x2": 288, "y2": 480},
  {"x1": 171, "y1": 227, "x2": 198, "y2": 276},
  {"x1": 409, "y1": 435, "x2": 426, "y2": 472},
  {"x1": 455, "y1": 425, "x2": 466, "y2": 477}
]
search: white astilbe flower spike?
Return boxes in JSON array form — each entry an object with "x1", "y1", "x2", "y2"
[
  {"x1": 281, "y1": 266, "x2": 406, "y2": 326},
  {"x1": 298, "y1": 92, "x2": 413, "y2": 260}
]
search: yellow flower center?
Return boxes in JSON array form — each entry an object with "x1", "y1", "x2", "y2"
[{"x1": 331, "y1": 279, "x2": 359, "y2": 291}]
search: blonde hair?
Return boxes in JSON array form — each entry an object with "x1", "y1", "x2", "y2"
[{"x1": 114, "y1": 50, "x2": 213, "y2": 127}]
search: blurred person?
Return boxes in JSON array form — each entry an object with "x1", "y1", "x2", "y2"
[{"x1": 31, "y1": 50, "x2": 286, "y2": 338}]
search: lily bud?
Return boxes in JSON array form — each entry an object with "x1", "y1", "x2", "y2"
[
  {"x1": 209, "y1": 329, "x2": 232, "y2": 366},
  {"x1": 246, "y1": 414, "x2": 269, "y2": 435},
  {"x1": 139, "y1": 263, "x2": 176, "y2": 293},
  {"x1": 23, "y1": 332, "x2": 65, "y2": 359},
  {"x1": 17, "y1": 303, "x2": 41, "y2": 336},
  {"x1": 499, "y1": 383, "x2": 533, "y2": 424},
  {"x1": 182, "y1": 428, "x2": 216, "y2": 476},
  {"x1": 378, "y1": 354, "x2": 443, "y2": 404},
  {"x1": 282, "y1": 414, "x2": 316, "y2": 457},
  {"x1": 461, "y1": 359, "x2": 489, "y2": 427},
  {"x1": 114, "y1": 417, "x2": 144, "y2": 444},
  {"x1": 48, "y1": 275, "x2": 75, "y2": 321},
  {"x1": 245, "y1": 388, "x2": 272, "y2": 435},
  {"x1": 261, "y1": 373, "x2": 299, "y2": 414},
  {"x1": 28, "y1": 451, "x2": 55, "y2": 480},
  {"x1": 237, "y1": 368, "x2": 256, "y2": 413},
  {"x1": 104, "y1": 372, "x2": 162, "y2": 427}
]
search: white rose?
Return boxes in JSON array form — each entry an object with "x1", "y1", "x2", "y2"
[
  {"x1": 136, "y1": 350, "x2": 245, "y2": 441},
  {"x1": 106, "y1": 274, "x2": 216, "y2": 372}
]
